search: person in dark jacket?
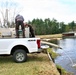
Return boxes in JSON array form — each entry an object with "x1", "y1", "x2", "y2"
[
  {"x1": 15, "y1": 14, "x2": 25, "y2": 38},
  {"x1": 24, "y1": 22, "x2": 35, "y2": 37}
]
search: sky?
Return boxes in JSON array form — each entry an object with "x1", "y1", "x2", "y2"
[{"x1": 0, "y1": 0, "x2": 76, "y2": 24}]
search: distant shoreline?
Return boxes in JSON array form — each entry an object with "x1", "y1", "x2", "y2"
[{"x1": 36, "y1": 34, "x2": 62, "y2": 39}]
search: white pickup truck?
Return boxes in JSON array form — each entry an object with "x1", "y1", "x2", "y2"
[
  {"x1": 0, "y1": 27, "x2": 49, "y2": 63},
  {"x1": 0, "y1": 37, "x2": 49, "y2": 63}
]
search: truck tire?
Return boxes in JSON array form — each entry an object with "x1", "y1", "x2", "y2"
[{"x1": 13, "y1": 49, "x2": 27, "y2": 63}]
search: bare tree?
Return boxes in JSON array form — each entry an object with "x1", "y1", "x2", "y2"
[{"x1": 0, "y1": 0, "x2": 22, "y2": 28}]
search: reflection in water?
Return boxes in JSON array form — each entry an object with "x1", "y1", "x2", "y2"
[{"x1": 55, "y1": 38, "x2": 76, "y2": 75}]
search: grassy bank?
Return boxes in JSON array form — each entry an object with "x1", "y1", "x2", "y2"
[
  {"x1": 45, "y1": 48, "x2": 73, "y2": 75},
  {"x1": 36, "y1": 34, "x2": 62, "y2": 39},
  {"x1": 0, "y1": 53, "x2": 60, "y2": 75}
]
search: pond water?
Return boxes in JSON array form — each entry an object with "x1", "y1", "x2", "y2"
[{"x1": 54, "y1": 38, "x2": 76, "y2": 75}]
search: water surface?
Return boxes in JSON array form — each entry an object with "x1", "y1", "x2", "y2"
[{"x1": 55, "y1": 38, "x2": 76, "y2": 75}]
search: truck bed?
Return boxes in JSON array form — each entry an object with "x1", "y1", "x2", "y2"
[{"x1": 0, "y1": 27, "x2": 30, "y2": 38}]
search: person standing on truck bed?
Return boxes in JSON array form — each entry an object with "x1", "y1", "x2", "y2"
[
  {"x1": 24, "y1": 22, "x2": 35, "y2": 37},
  {"x1": 15, "y1": 14, "x2": 25, "y2": 38}
]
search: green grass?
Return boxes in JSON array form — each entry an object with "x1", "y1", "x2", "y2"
[
  {"x1": 47, "y1": 48, "x2": 59, "y2": 59},
  {"x1": 42, "y1": 48, "x2": 59, "y2": 59},
  {"x1": 0, "y1": 53, "x2": 60, "y2": 75},
  {"x1": 56, "y1": 64, "x2": 73, "y2": 75}
]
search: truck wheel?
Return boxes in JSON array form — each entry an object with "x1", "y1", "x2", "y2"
[{"x1": 13, "y1": 49, "x2": 27, "y2": 63}]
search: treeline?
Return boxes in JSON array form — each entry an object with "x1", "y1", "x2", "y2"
[
  {"x1": 8, "y1": 18, "x2": 76, "y2": 35},
  {"x1": 28, "y1": 18, "x2": 76, "y2": 35}
]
